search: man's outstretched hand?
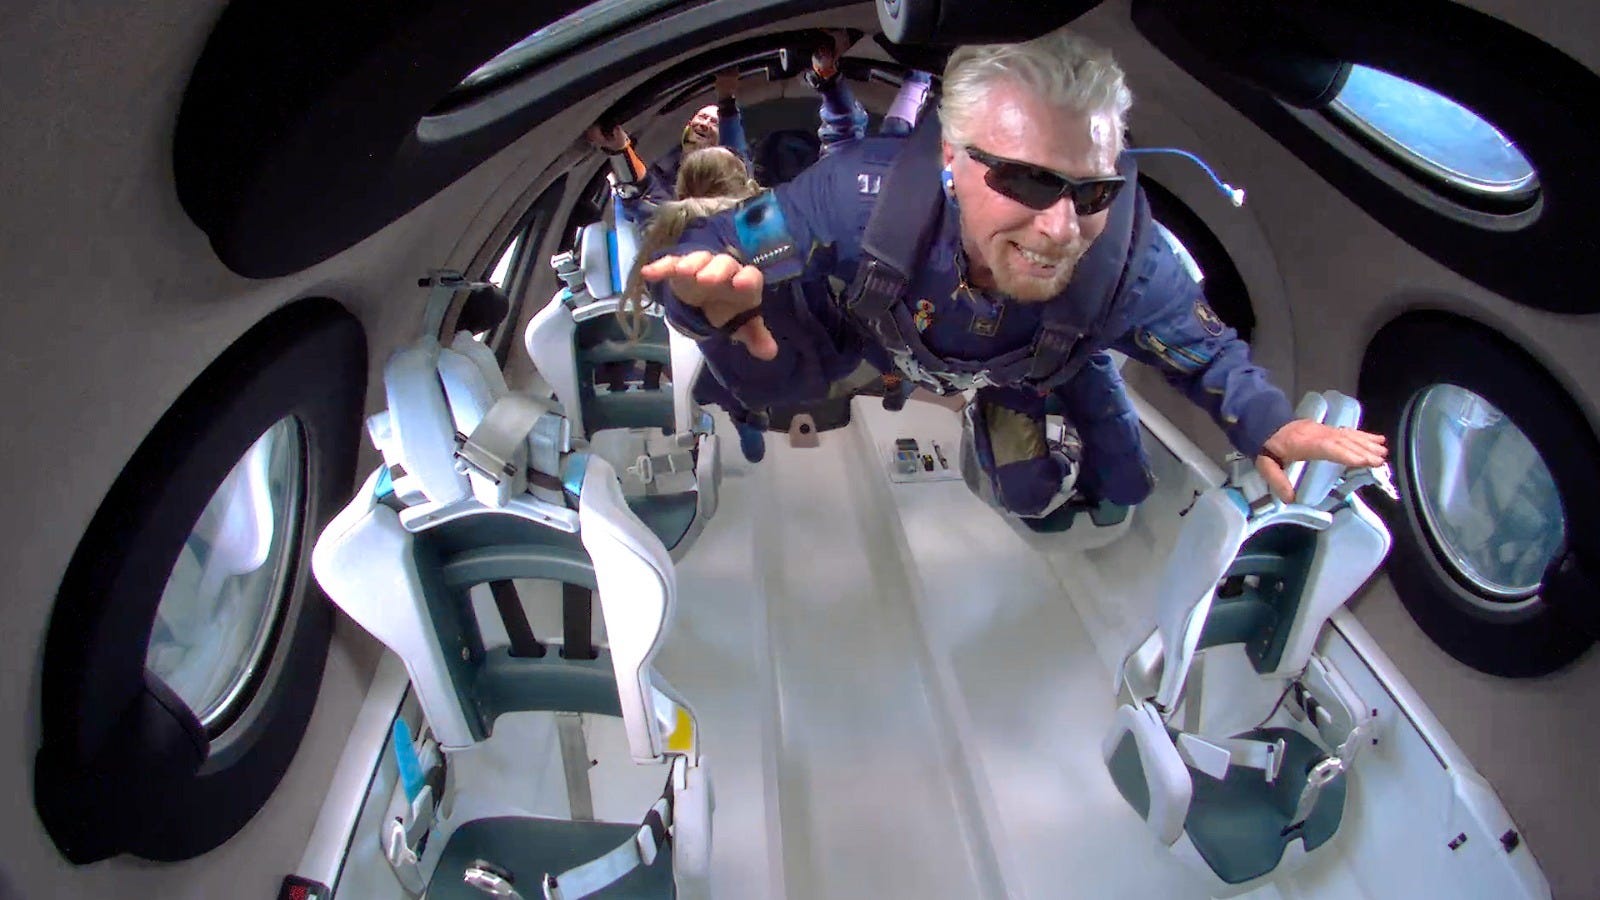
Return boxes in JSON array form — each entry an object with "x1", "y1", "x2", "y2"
[
  {"x1": 1256, "y1": 419, "x2": 1388, "y2": 502},
  {"x1": 639, "y1": 251, "x2": 778, "y2": 360}
]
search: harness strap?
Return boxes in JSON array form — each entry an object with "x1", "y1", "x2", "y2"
[
  {"x1": 844, "y1": 115, "x2": 948, "y2": 381},
  {"x1": 538, "y1": 772, "x2": 677, "y2": 900},
  {"x1": 455, "y1": 394, "x2": 572, "y2": 508}
]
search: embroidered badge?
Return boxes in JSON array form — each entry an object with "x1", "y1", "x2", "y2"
[
  {"x1": 1194, "y1": 299, "x2": 1226, "y2": 337},
  {"x1": 914, "y1": 298, "x2": 936, "y2": 332},
  {"x1": 968, "y1": 297, "x2": 1005, "y2": 337}
]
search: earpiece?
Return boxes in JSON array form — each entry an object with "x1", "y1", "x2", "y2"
[{"x1": 941, "y1": 165, "x2": 956, "y2": 200}]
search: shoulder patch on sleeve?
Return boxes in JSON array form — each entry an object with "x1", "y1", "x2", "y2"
[
  {"x1": 733, "y1": 191, "x2": 802, "y2": 281},
  {"x1": 1194, "y1": 299, "x2": 1225, "y2": 337}
]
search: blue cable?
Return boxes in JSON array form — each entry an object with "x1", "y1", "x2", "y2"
[{"x1": 1124, "y1": 147, "x2": 1246, "y2": 207}]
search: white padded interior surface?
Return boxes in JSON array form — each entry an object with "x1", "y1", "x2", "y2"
[
  {"x1": 384, "y1": 343, "x2": 470, "y2": 506},
  {"x1": 577, "y1": 455, "x2": 679, "y2": 764},
  {"x1": 580, "y1": 222, "x2": 617, "y2": 300},
  {"x1": 1105, "y1": 702, "x2": 1193, "y2": 847},
  {"x1": 525, "y1": 296, "x2": 583, "y2": 434}
]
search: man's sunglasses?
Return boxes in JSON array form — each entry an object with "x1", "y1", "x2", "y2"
[{"x1": 964, "y1": 146, "x2": 1125, "y2": 215}]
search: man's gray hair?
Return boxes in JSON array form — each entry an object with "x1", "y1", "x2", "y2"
[{"x1": 940, "y1": 27, "x2": 1133, "y2": 151}]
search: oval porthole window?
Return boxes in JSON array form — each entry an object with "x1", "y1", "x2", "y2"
[
  {"x1": 1329, "y1": 66, "x2": 1537, "y2": 201},
  {"x1": 1153, "y1": 220, "x2": 1204, "y2": 286},
  {"x1": 1405, "y1": 384, "x2": 1566, "y2": 605},
  {"x1": 146, "y1": 416, "x2": 306, "y2": 733},
  {"x1": 1359, "y1": 313, "x2": 1596, "y2": 678},
  {"x1": 454, "y1": 0, "x2": 681, "y2": 96},
  {"x1": 36, "y1": 299, "x2": 365, "y2": 863}
]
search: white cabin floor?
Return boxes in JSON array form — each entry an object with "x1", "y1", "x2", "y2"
[{"x1": 654, "y1": 396, "x2": 1353, "y2": 900}]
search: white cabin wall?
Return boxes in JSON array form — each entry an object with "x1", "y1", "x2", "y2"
[{"x1": 0, "y1": 2, "x2": 577, "y2": 896}]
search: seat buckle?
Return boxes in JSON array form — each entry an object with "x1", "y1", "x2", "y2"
[
  {"x1": 627, "y1": 450, "x2": 694, "y2": 486},
  {"x1": 455, "y1": 430, "x2": 517, "y2": 485},
  {"x1": 463, "y1": 859, "x2": 523, "y2": 898}
]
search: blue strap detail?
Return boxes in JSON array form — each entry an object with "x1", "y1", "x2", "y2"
[
  {"x1": 392, "y1": 719, "x2": 425, "y2": 804},
  {"x1": 374, "y1": 466, "x2": 395, "y2": 500},
  {"x1": 732, "y1": 192, "x2": 802, "y2": 281},
  {"x1": 606, "y1": 225, "x2": 621, "y2": 295},
  {"x1": 561, "y1": 451, "x2": 591, "y2": 500},
  {"x1": 1124, "y1": 147, "x2": 1245, "y2": 206},
  {"x1": 1224, "y1": 486, "x2": 1252, "y2": 516}
]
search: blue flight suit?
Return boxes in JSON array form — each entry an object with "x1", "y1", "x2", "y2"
[{"x1": 656, "y1": 134, "x2": 1293, "y2": 515}]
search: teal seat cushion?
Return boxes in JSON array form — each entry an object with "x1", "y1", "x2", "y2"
[
  {"x1": 584, "y1": 392, "x2": 677, "y2": 434},
  {"x1": 1183, "y1": 727, "x2": 1346, "y2": 885},
  {"x1": 626, "y1": 493, "x2": 698, "y2": 551},
  {"x1": 430, "y1": 817, "x2": 675, "y2": 899},
  {"x1": 577, "y1": 314, "x2": 668, "y2": 349}
]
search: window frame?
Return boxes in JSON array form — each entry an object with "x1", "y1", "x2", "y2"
[
  {"x1": 1322, "y1": 66, "x2": 1539, "y2": 213},
  {"x1": 1357, "y1": 312, "x2": 1598, "y2": 678},
  {"x1": 1401, "y1": 383, "x2": 1565, "y2": 607}
]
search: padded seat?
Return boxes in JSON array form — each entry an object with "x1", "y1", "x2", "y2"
[
  {"x1": 625, "y1": 493, "x2": 699, "y2": 554},
  {"x1": 1183, "y1": 728, "x2": 1346, "y2": 886},
  {"x1": 431, "y1": 817, "x2": 675, "y2": 900},
  {"x1": 312, "y1": 272, "x2": 712, "y2": 899},
  {"x1": 1103, "y1": 391, "x2": 1391, "y2": 895},
  {"x1": 526, "y1": 222, "x2": 720, "y2": 560}
]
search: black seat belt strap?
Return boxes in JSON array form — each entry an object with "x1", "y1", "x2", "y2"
[
  {"x1": 562, "y1": 583, "x2": 597, "y2": 660},
  {"x1": 490, "y1": 580, "x2": 546, "y2": 658}
]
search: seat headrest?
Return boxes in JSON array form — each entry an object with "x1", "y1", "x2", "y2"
[
  {"x1": 578, "y1": 212, "x2": 643, "y2": 302},
  {"x1": 580, "y1": 223, "x2": 619, "y2": 300}
]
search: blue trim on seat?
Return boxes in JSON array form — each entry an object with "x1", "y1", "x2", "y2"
[
  {"x1": 607, "y1": 227, "x2": 620, "y2": 296},
  {"x1": 562, "y1": 451, "x2": 591, "y2": 500}
]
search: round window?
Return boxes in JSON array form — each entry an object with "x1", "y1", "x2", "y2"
[
  {"x1": 1405, "y1": 384, "x2": 1565, "y2": 603},
  {"x1": 1329, "y1": 65, "x2": 1537, "y2": 200},
  {"x1": 455, "y1": 0, "x2": 680, "y2": 94},
  {"x1": 145, "y1": 416, "x2": 306, "y2": 731}
]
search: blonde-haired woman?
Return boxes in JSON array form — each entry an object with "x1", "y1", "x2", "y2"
[{"x1": 623, "y1": 146, "x2": 770, "y2": 462}]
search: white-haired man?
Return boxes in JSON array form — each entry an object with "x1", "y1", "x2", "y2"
[{"x1": 641, "y1": 28, "x2": 1385, "y2": 524}]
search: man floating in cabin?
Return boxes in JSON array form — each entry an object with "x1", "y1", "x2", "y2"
[
  {"x1": 586, "y1": 68, "x2": 749, "y2": 216},
  {"x1": 641, "y1": 27, "x2": 1387, "y2": 526}
]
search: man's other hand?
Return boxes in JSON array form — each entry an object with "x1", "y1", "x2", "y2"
[
  {"x1": 583, "y1": 124, "x2": 629, "y2": 152},
  {"x1": 714, "y1": 69, "x2": 740, "y2": 101},
  {"x1": 640, "y1": 251, "x2": 777, "y2": 360},
  {"x1": 1256, "y1": 419, "x2": 1388, "y2": 502}
]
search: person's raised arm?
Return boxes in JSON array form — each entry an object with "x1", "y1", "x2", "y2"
[
  {"x1": 641, "y1": 250, "x2": 776, "y2": 359},
  {"x1": 713, "y1": 69, "x2": 749, "y2": 162},
  {"x1": 1111, "y1": 240, "x2": 1385, "y2": 501},
  {"x1": 584, "y1": 124, "x2": 658, "y2": 222}
]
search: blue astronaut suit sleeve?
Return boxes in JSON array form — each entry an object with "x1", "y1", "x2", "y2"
[
  {"x1": 816, "y1": 79, "x2": 870, "y2": 152},
  {"x1": 717, "y1": 98, "x2": 750, "y2": 163},
  {"x1": 1109, "y1": 232, "x2": 1295, "y2": 457}
]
